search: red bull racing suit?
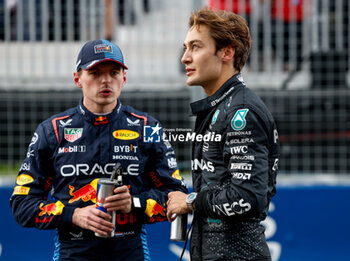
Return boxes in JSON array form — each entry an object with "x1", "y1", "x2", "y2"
[
  {"x1": 10, "y1": 99, "x2": 187, "y2": 261},
  {"x1": 190, "y1": 74, "x2": 279, "y2": 261}
]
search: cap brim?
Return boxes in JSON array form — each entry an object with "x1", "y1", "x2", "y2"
[{"x1": 79, "y1": 58, "x2": 128, "y2": 70}]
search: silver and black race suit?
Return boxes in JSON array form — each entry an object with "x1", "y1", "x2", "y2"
[{"x1": 190, "y1": 73, "x2": 280, "y2": 261}]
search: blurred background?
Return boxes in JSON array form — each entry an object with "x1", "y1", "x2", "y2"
[{"x1": 0, "y1": 0, "x2": 349, "y2": 260}]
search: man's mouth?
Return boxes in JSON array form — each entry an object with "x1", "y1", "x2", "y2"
[
  {"x1": 186, "y1": 68, "x2": 195, "y2": 76},
  {"x1": 100, "y1": 89, "x2": 112, "y2": 96}
]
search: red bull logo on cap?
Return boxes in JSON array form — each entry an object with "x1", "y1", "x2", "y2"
[{"x1": 68, "y1": 179, "x2": 98, "y2": 203}]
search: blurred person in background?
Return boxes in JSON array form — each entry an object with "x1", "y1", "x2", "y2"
[
  {"x1": 208, "y1": 0, "x2": 252, "y2": 15},
  {"x1": 208, "y1": 0, "x2": 306, "y2": 71},
  {"x1": 167, "y1": 7, "x2": 279, "y2": 261},
  {"x1": 271, "y1": 0, "x2": 305, "y2": 71},
  {"x1": 10, "y1": 39, "x2": 187, "y2": 261}
]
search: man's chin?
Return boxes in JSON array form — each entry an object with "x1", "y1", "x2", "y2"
[
  {"x1": 97, "y1": 97, "x2": 117, "y2": 106},
  {"x1": 186, "y1": 79, "x2": 197, "y2": 86}
]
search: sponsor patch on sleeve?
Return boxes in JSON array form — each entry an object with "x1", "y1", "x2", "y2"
[
  {"x1": 12, "y1": 186, "x2": 30, "y2": 195},
  {"x1": 16, "y1": 174, "x2": 34, "y2": 185},
  {"x1": 231, "y1": 109, "x2": 249, "y2": 131},
  {"x1": 145, "y1": 199, "x2": 166, "y2": 217},
  {"x1": 38, "y1": 201, "x2": 65, "y2": 216}
]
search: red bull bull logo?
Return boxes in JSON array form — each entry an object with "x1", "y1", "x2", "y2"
[
  {"x1": 69, "y1": 179, "x2": 98, "y2": 203},
  {"x1": 94, "y1": 116, "x2": 108, "y2": 125},
  {"x1": 145, "y1": 199, "x2": 166, "y2": 217},
  {"x1": 171, "y1": 169, "x2": 182, "y2": 181},
  {"x1": 38, "y1": 201, "x2": 65, "y2": 216}
]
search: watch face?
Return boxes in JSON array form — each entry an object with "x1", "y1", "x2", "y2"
[
  {"x1": 188, "y1": 194, "x2": 195, "y2": 200},
  {"x1": 187, "y1": 193, "x2": 196, "y2": 201},
  {"x1": 187, "y1": 193, "x2": 197, "y2": 211}
]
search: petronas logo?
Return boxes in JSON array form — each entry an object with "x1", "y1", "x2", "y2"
[
  {"x1": 211, "y1": 110, "x2": 220, "y2": 125},
  {"x1": 231, "y1": 109, "x2": 249, "y2": 130}
]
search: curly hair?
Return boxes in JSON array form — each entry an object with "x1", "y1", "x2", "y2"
[{"x1": 189, "y1": 6, "x2": 251, "y2": 72}]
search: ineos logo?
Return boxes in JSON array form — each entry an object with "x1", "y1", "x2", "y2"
[{"x1": 191, "y1": 159, "x2": 214, "y2": 172}]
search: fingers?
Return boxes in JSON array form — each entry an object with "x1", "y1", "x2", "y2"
[
  {"x1": 104, "y1": 185, "x2": 132, "y2": 213},
  {"x1": 166, "y1": 194, "x2": 177, "y2": 221},
  {"x1": 166, "y1": 209, "x2": 176, "y2": 222},
  {"x1": 170, "y1": 213, "x2": 177, "y2": 222},
  {"x1": 87, "y1": 209, "x2": 115, "y2": 236},
  {"x1": 90, "y1": 207, "x2": 112, "y2": 222},
  {"x1": 72, "y1": 206, "x2": 115, "y2": 236},
  {"x1": 114, "y1": 185, "x2": 129, "y2": 194},
  {"x1": 166, "y1": 191, "x2": 190, "y2": 221},
  {"x1": 104, "y1": 199, "x2": 131, "y2": 213}
]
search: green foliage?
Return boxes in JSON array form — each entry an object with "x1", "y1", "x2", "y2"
[{"x1": 0, "y1": 163, "x2": 20, "y2": 176}]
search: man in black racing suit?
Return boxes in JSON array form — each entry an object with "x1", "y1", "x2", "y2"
[
  {"x1": 10, "y1": 39, "x2": 187, "y2": 261},
  {"x1": 167, "y1": 7, "x2": 279, "y2": 261}
]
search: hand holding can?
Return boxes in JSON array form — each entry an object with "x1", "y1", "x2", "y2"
[
  {"x1": 95, "y1": 163, "x2": 123, "y2": 238},
  {"x1": 95, "y1": 178, "x2": 118, "y2": 237}
]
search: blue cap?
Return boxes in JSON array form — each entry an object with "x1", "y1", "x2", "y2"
[{"x1": 76, "y1": 39, "x2": 128, "y2": 71}]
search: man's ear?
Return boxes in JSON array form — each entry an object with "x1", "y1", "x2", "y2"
[
  {"x1": 222, "y1": 45, "x2": 235, "y2": 62},
  {"x1": 73, "y1": 72, "x2": 82, "y2": 89}
]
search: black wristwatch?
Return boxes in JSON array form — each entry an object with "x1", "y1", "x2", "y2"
[{"x1": 186, "y1": 192, "x2": 197, "y2": 212}]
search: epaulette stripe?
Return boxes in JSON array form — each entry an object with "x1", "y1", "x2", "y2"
[
  {"x1": 130, "y1": 112, "x2": 148, "y2": 125},
  {"x1": 51, "y1": 116, "x2": 70, "y2": 143}
]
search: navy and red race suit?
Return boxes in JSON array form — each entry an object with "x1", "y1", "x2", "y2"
[
  {"x1": 10, "y1": 98, "x2": 187, "y2": 261},
  {"x1": 190, "y1": 73, "x2": 279, "y2": 261}
]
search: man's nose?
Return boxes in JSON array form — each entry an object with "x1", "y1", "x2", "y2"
[
  {"x1": 181, "y1": 50, "x2": 191, "y2": 64},
  {"x1": 101, "y1": 73, "x2": 112, "y2": 83}
]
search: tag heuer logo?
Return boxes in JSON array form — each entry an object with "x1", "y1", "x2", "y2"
[{"x1": 64, "y1": 128, "x2": 83, "y2": 143}]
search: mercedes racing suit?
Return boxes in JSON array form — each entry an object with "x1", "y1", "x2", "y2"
[
  {"x1": 190, "y1": 73, "x2": 279, "y2": 261},
  {"x1": 10, "y1": 99, "x2": 187, "y2": 261}
]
